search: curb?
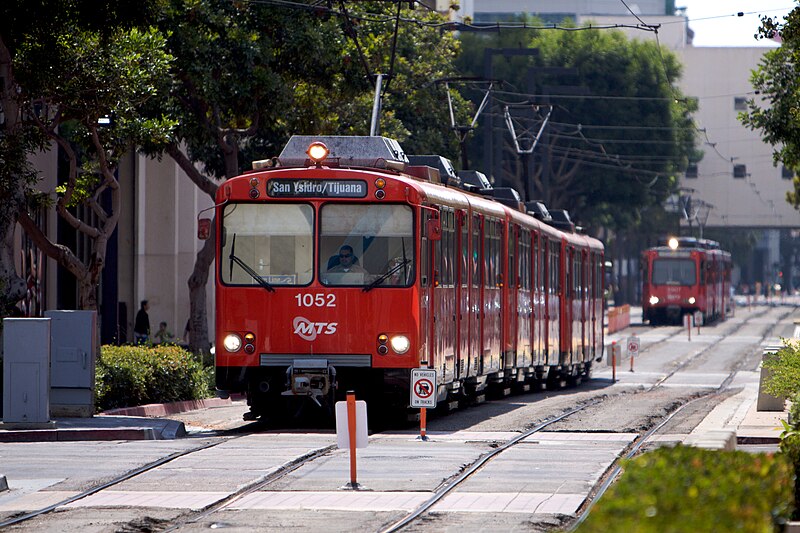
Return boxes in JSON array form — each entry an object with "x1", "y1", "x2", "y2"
[
  {"x1": 737, "y1": 435, "x2": 781, "y2": 445},
  {"x1": 99, "y1": 397, "x2": 233, "y2": 418},
  {"x1": 0, "y1": 427, "x2": 160, "y2": 442}
]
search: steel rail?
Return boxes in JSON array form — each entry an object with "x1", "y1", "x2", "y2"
[
  {"x1": 0, "y1": 438, "x2": 231, "y2": 528},
  {"x1": 378, "y1": 398, "x2": 603, "y2": 533},
  {"x1": 162, "y1": 443, "x2": 337, "y2": 532},
  {"x1": 382, "y1": 305, "x2": 791, "y2": 533}
]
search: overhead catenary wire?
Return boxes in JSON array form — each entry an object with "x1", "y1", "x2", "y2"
[{"x1": 238, "y1": 0, "x2": 662, "y2": 34}]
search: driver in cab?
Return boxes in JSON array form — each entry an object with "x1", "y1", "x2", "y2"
[
  {"x1": 323, "y1": 245, "x2": 369, "y2": 285},
  {"x1": 328, "y1": 245, "x2": 368, "y2": 274}
]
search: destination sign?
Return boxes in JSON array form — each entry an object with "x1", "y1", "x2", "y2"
[
  {"x1": 656, "y1": 251, "x2": 692, "y2": 258},
  {"x1": 267, "y1": 179, "x2": 367, "y2": 198}
]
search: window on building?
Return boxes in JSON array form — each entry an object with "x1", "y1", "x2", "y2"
[
  {"x1": 734, "y1": 97, "x2": 747, "y2": 111},
  {"x1": 685, "y1": 163, "x2": 698, "y2": 179},
  {"x1": 782, "y1": 165, "x2": 794, "y2": 180},
  {"x1": 733, "y1": 164, "x2": 747, "y2": 179}
]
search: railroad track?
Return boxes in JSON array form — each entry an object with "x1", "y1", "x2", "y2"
[
  {"x1": 1, "y1": 306, "x2": 792, "y2": 532},
  {"x1": 376, "y1": 305, "x2": 794, "y2": 533}
]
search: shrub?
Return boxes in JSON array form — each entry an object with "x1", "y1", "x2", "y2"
[
  {"x1": 762, "y1": 339, "x2": 800, "y2": 399},
  {"x1": 781, "y1": 428, "x2": 800, "y2": 520},
  {"x1": 95, "y1": 344, "x2": 214, "y2": 411},
  {"x1": 577, "y1": 445, "x2": 794, "y2": 533}
]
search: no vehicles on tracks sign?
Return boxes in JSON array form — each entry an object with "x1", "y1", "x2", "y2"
[
  {"x1": 410, "y1": 368, "x2": 437, "y2": 409},
  {"x1": 627, "y1": 335, "x2": 640, "y2": 357}
]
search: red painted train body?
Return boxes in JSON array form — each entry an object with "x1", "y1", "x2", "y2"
[
  {"x1": 641, "y1": 237, "x2": 732, "y2": 326},
  {"x1": 211, "y1": 136, "x2": 605, "y2": 420}
]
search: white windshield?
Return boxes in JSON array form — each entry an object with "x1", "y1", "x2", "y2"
[
  {"x1": 319, "y1": 204, "x2": 414, "y2": 287},
  {"x1": 221, "y1": 203, "x2": 314, "y2": 286}
]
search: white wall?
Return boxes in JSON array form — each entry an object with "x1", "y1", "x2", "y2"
[{"x1": 676, "y1": 47, "x2": 799, "y2": 229}]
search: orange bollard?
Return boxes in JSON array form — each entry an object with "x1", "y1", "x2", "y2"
[
  {"x1": 686, "y1": 314, "x2": 691, "y2": 341},
  {"x1": 346, "y1": 391, "x2": 357, "y2": 487},
  {"x1": 420, "y1": 407, "x2": 428, "y2": 441}
]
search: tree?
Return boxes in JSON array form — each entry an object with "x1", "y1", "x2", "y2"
[
  {"x1": 0, "y1": 2, "x2": 171, "y2": 327},
  {"x1": 456, "y1": 20, "x2": 699, "y2": 234},
  {"x1": 14, "y1": 25, "x2": 173, "y2": 311},
  {"x1": 740, "y1": 6, "x2": 800, "y2": 209},
  {"x1": 145, "y1": 0, "x2": 468, "y2": 353}
]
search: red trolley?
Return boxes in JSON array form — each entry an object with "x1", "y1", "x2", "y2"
[
  {"x1": 208, "y1": 136, "x2": 605, "y2": 421},
  {"x1": 641, "y1": 237, "x2": 732, "y2": 326}
]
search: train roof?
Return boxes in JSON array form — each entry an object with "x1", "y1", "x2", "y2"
[
  {"x1": 654, "y1": 236, "x2": 721, "y2": 250},
  {"x1": 250, "y1": 135, "x2": 603, "y2": 250}
]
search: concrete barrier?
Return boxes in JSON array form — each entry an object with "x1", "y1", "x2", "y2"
[
  {"x1": 606, "y1": 342, "x2": 623, "y2": 367},
  {"x1": 607, "y1": 304, "x2": 630, "y2": 334},
  {"x1": 757, "y1": 347, "x2": 786, "y2": 412}
]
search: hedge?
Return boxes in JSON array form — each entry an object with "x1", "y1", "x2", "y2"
[
  {"x1": 577, "y1": 445, "x2": 794, "y2": 532},
  {"x1": 95, "y1": 344, "x2": 214, "y2": 411}
]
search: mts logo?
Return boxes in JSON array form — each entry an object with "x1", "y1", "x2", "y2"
[{"x1": 293, "y1": 316, "x2": 338, "y2": 341}]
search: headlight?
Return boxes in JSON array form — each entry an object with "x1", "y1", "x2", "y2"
[
  {"x1": 649, "y1": 296, "x2": 659, "y2": 305},
  {"x1": 307, "y1": 141, "x2": 329, "y2": 163},
  {"x1": 223, "y1": 333, "x2": 242, "y2": 352},
  {"x1": 688, "y1": 297, "x2": 696, "y2": 304},
  {"x1": 390, "y1": 335, "x2": 410, "y2": 354}
]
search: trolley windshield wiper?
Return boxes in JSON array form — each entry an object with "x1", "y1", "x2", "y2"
[
  {"x1": 228, "y1": 234, "x2": 275, "y2": 292},
  {"x1": 363, "y1": 258, "x2": 411, "y2": 292}
]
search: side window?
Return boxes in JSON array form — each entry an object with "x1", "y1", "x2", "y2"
[
  {"x1": 483, "y1": 221, "x2": 492, "y2": 288},
  {"x1": 552, "y1": 244, "x2": 560, "y2": 296},
  {"x1": 485, "y1": 218, "x2": 501, "y2": 288},
  {"x1": 421, "y1": 212, "x2": 430, "y2": 288},
  {"x1": 461, "y1": 216, "x2": 469, "y2": 288},
  {"x1": 519, "y1": 229, "x2": 529, "y2": 290},
  {"x1": 472, "y1": 215, "x2": 481, "y2": 288},
  {"x1": 508, "y1": 225, "x2": 516, "y2": 288},
  {"x1": 446, "y1": 209, "x2": 455, "y2": 286}
]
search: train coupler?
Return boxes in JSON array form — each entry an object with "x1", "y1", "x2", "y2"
[{"x1": 282, "y1": 359, "x2": 337, "y2": 407}]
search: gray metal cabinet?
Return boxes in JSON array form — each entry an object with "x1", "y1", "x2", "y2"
[
  {"x1": 45, "y1": 310, "x2": 97, "y2": 417},
  {"x1": 2, "y1": 318, "x2": 51, "y2": 424}
]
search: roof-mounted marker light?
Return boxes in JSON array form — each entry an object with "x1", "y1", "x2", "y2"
[
  {"x1": 668, "y1": 237, "x2": 679, "y2": 250},
  {"x1": 307, "y1": 142, "x2": 330, "y2": 165}
]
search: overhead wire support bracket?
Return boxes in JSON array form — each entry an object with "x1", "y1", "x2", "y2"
[
  {"x1": 504, "y1": 104, "x2": 552, "y2": 154},
  {"x1": 434, "y1": 76, "x2": 499, "y2": 169}
]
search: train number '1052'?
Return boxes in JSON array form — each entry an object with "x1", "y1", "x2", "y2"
[{"x1": 295, "y1": 293, "x2": 336, "y2": 307}]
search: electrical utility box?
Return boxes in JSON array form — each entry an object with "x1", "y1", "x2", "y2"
[
  {"x1": 45, "y1": 310, "x2": 97, "y2": 418},
  {"x1": 2, "y1": 318, "x2": 52, "y2": 426}
]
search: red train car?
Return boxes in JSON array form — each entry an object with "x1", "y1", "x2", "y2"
[
  {"x1": 208, "y1": 136, "x2": 605, "y2": 421},
  {"x1": 641, "y1": 237, "x2": 732, "y2": 326}
]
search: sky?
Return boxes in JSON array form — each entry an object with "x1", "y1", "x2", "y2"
[{"x1": 680, "y1": 1, "x2": 795, "y2": 46}]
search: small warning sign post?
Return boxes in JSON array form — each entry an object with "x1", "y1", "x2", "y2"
[
  {"x1": 411, "y1": 366, "x2": 436, "y2": 441},
  {"x1": 626, "y1": 334, "x2": 640, "y2": 358},
  {"x1": 411, "y1": 368, "x2": 437, "y2": 408},
  {"x1": 626, "y1": 334, "x2": 639, "y2": 372}
]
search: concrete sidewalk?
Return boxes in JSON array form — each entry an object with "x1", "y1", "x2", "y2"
[
  {"x1": 0, "y1": 397, "x2": 235, "y2": 443},
  {"x1": 684, "y1": 372, "x2": 787, "y2": 451}
]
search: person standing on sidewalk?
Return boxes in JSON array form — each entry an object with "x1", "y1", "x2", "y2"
[{"x1": 134, "y1": 300, "x2": 151, "y2": 344}]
